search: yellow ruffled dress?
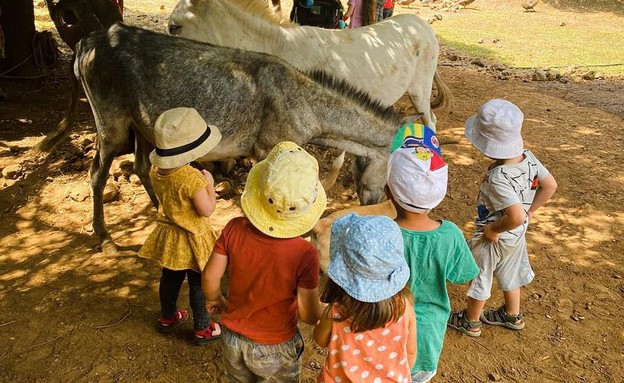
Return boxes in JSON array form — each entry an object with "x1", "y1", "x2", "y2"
[{"x1": 138, "y1": 165, "x2": 217, "y2": 272}]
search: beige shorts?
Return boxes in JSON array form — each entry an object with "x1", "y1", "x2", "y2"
[
  {"x1": 466, "y1": 235, "x2": 535, "y2": 301},
  {"x1": 221, "y1": 327, "x2": 304, "y2": 383}
]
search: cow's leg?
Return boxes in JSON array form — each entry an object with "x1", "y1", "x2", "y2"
[
  {"x1": 134, "y1": 133, "x2": 158, "y2": 208},
  {"x1": 407, "y1": 87, "x2": 435, "y2": 130},
  {"x1": 407, "y1": 61, "x2": 438, "y2": 130}
]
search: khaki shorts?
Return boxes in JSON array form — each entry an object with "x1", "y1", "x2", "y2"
[
  {"x1": 466, "y1": 235, "x2": 535, "y2": 301},
  {"x1": 221, "y1": 327, "x2": 305, "y2": 383}
]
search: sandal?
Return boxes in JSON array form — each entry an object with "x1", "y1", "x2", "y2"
[
  {"x1": 158, "y1": 309, "x2": 188, "y2": 333},
  {"x1": 447, "y1": 309, "x2": 482, "y2": 337},
  {"x1": 194, "y1": 322, "x2": 223, "y2": 345},
  {"x1": 480, "y1": 305, "x2": 525, "y2": 330}
]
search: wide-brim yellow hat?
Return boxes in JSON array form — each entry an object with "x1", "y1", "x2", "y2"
[{"x1": 241, "y1": 141, "x2": 327, "y2": 239}]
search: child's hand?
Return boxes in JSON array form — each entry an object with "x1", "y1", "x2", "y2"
[
  {"x1": 201, "y1": 169, "x2": 215, "y2": 187},
  {"x1": 483, "y1": 224, "x2": 500, "y2": 243},
  {"x1": 206, "y1": 295, "x2": 226, "y2": 314}
]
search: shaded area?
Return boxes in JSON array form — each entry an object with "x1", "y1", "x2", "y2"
[{"x1": 1, "y1": 1, "x2": 624, "y2": 382}]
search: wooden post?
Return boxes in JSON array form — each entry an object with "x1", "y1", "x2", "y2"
[{"x1": 0, "y1": 0, "x2": 39, "y2": 77}]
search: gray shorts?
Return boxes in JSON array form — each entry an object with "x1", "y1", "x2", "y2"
[
  {"x1": 466, "y1": 235, "x2": 535, "y2": 301},
  {"x1": 221, "y1": 327, "x2": 305, "y2": 383}
]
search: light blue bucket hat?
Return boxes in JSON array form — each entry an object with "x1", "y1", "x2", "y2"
[{"x1": 327, "y1": 213, "x2": 409, "y2": 303}]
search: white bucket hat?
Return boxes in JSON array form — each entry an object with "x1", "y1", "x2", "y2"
[
  {"x1": 149, "y1": 107, "x2": 222, "y2": 169},
  {"x1": 241, "y1": 141, "x2": 327, "y2": 238},
  {"x1": 464, "y1": 99, "x2": 524, "y2": 159},
  {"x1": 387, "y1": 123, "x2": 448, "y2": 213}
]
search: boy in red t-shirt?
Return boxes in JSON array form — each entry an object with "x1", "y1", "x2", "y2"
[{"x1": 202, "y1": 141, "x2": 326, "y2": 382}]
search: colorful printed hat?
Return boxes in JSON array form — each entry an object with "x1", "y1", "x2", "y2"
[
  {"x1": 241, "y1": 141, "x2": 327, "y2": 238},
  {"x1": 387, "y1": 123, "x2": 448, "y2": 213},
  {"x1": 464, "y1": 99, "x2": 524, "y2": 159},
  {"x1": 149, "y1": 107, "x2": 222, "y2": 169},
  {"x1": 327, "y1": 213, "x2": 409, "y2": 303}
]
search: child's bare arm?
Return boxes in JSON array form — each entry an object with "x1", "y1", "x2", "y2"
[
  {"x1": 313, "y1": 304, "x2": 333, "y2": 347},
  {"x1": 201, "y1": 251, "x2": 228, "y2": 314},
  {"x1": 528, "y1": 174, "x2": 557, "y2": 219},
  {"x1": 344, "y1": 4, "x2": 354, "y2": 19},
  {"x1": 192, "y1": 170, "x2": 217, "y2": 217},
  {"x1": 404, "y1": 300, "x2": 417, "y2": 368},
  {"x1": 297, "y1": 287, "x2": 322, "y2": 325},
  {"x1": 483, "y1": 203, "x2": 526, "y2": 243}
]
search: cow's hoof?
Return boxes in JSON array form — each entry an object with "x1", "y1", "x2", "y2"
[{"x1": 101, "y1": 240, "x2": 119, "y2": 256}]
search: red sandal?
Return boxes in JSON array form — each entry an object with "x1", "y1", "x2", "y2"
[
  {"x1": 194, "y1": 322, "x2": 222, "y2": 345},
  {"x1": 158, "y1": 309, "x2": 188, "y2": 333}
]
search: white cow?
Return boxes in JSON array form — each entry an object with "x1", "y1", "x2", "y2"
[{"x1": 168, "y1": 0, "x2": 452, "y2": 130}]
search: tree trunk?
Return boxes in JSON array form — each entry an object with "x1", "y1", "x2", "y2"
[
  {"x1": 0, "y1": 0, "x2": 39, "y2": 77},
  {"x1": 46, "y1": 0, "x2": 123, "y2": 51}
]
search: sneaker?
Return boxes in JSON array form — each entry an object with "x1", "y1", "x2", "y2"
[
  {"x1": 411, "y1": 370, "x2": 437, "y2": 383},
  {"x1": 480, "y1": 305, "x2": 525, "y2": 330},
  {"x1": 194, "y1": 322, "x2": 223, "y2": 345},
  {"x1": 447, "y1": 309, "x2": 482, "y2": 337},
  {"x1": 158, "y1": 309, "x2": 188, "y2": 333}
]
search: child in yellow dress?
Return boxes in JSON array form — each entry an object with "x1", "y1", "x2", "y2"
[{"x1": 138, "y1": 107, "x2": 223, "y2": 345}]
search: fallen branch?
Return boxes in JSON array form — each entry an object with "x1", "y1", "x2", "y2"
[
  {"x1": 22, "y1": 335, "x2": 63, "y2": 351},
  {"x1": 0, "y1": 320, "x2": 17, "y2": 327},
  {"x1": 95, "y1": 303, "x2": 132, "y2": 331}
]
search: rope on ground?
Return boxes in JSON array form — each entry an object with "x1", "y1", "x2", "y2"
[
  {"x1": 95, "y1": 303, "x2": 132, "y2": 331},
  {"x1": 0, "y1": 31, "x2": 58, "y2": 80}
]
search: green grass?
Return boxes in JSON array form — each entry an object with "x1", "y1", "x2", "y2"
[{"x1": 399, "y1": 1, "x2": 624, "y2": 76}]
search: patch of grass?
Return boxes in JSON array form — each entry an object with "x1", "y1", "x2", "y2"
[{"x1": 400, "y1": 1, "x2": 624, "y2": 76}]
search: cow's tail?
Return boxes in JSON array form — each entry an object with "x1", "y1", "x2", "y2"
[
  {"x1": 430, "y1": 70, "x2": 453, "y2": 112},
  {"x1": 36, "y1": 53, "x2": 81, "y2": 153},
  {"x1": 320, "y1": 151, "x2": 345, "y2": 191}
]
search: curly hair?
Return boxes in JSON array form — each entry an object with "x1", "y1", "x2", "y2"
[{"x1": 320, "y1": 278, "x2": 413, "y2": 333}]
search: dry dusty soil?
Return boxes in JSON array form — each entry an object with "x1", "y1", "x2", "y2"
[{"x1": 0, "y1": 1, "x2": 623, "y2": 382}]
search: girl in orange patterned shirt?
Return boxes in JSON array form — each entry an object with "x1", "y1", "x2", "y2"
[{"x1": 314, "y1": 214, "x2": 417, "y2": 383}]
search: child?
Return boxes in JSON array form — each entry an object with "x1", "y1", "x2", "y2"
[
  {"x1": 343, "y1": 0, "x2": 364, "y2": 28},
  {"x1": 344, "y1": 0, "x2": 377, "y2": 28},
  {"x1": 382, "y1": 0, "x2": 395, "y2": 20},
  {"x1": 448, "y1": 99, "x2": 558, "y2": 337},
  {"x1": 314, "y1": 213, "x2": 417, "y2": 383},
  {"x1": 201, "y1": 141, "x2": 326, "y2": 382},
  {"x1": 138, "y1": 107, "x2": 223, "y2": 345},
  {"x1": 386, "y1": 123, "x2": 479, "y2": 383}
]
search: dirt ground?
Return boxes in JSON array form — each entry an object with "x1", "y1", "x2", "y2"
[{"x1": 1, "y1": 1, "x2": 624, "y2": 382}]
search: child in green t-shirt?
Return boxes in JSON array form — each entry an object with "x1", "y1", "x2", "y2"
[{"x1": 385, "y1": 123, "x2": 479, "y2": 383}]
